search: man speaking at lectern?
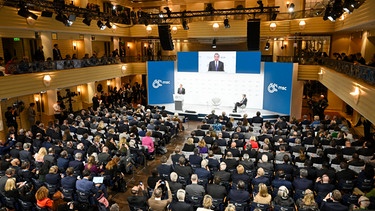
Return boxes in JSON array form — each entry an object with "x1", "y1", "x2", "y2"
[
  {"x1": 177, "y1": 84, "x2": 185, "y2": 95},
  {"x1": 208, "y1": 53, "x2": 224, "y2": 71}
]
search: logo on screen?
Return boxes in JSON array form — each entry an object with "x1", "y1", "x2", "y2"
[
  {"x1": 152, "y1": 79, "x2": 170, "y2": 89},
  {"x1": 267, "y1": 83, "x2": 287, "y2": 93}
]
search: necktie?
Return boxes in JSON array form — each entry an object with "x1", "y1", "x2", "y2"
[{"x1": 215, "y1": 62, "x2": 218, "y2": 71}]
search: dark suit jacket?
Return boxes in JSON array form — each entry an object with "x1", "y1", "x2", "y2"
[
  {"x1": 53, "y1": 48, "x2": 62, "y2": 60},
  {"x1": 169, "y1": 201, "x2": 194, "y2": 211},
  {"x1": 208, "y1": 60, "x2": 224, "y2": 71},
  {"x1": 61, "y1": 175, "x2": 77, "y2": 190},
  {"x1": 320, "y1": 201, "x2": 348, "y2": 211},
  {"x1": 177, "y1": 87, "x2": 185, "y2": 95}
]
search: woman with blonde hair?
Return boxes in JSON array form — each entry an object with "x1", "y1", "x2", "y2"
[
  {"x1": 296, "y1": 189, "x2": 319, "y2": 210},
  {"x1": 253, "y1": 183, "x2": 271, "y2": 205},
  {"x1": 182, "y1": 137, "x2": 195, "y2": 152},
  {"x1": 118, "y1": 136, "x2": 128, "y2": 153},
  {"x1": 35, "y1": 186, "x2": 53, "y2": 209},
  {"x1": 224, "y1": 204, "x2": 236, "y2": 211},
  {"x1": 197, "y1": 194, "x2": 213, "y2": 211},
  {"x1": 4, "y1": 178, "x2": 19, "y2": 198},
  {"x1": 197, "y1": 139, "x2": 208, "y2": 153},
  {"x1": 35, "y1": 147, "x2": 47, "y2": 162}
]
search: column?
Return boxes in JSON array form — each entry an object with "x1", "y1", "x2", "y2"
[
  {"x1": 87, "y1": 82, "x2": 96, "y2": 104},
  {"x1": 41, "y1": 32, "x2": 53, "y2": 60},
  {"x1": 46, "y1": 90, "x2": 57, "y2": 115},
  {"x1": 84, "y1": 34, "x2": 93, "y2": 56},
  {"x1": 115, "y1": 77, "x2": 121, "y2": 89}
]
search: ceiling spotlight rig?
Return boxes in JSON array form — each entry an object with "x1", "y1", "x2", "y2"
[{"x1": 323, "y1": 0, "x2": 365, "y2": 22}]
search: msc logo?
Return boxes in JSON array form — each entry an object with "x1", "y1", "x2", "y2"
[
  {"x1": 152, "y1": 79, "x2": 170, "y2": 89},
  {"x1": 267, "y1": 83, "x2": 287, "y2": 93}
]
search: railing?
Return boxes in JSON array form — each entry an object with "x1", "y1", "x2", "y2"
[
  {"x1": 321, "y1": 58, "x2": 375, "y2": 85},
  {"x1": 2, "y1": 55, "x2": 177, "y2": 75}
]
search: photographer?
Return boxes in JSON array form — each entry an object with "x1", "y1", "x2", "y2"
[
  {"x1": 148, "y1": 180, "x2": 172, "y2": 210},
  {"x1": 127, "y1": 182, "x2": 148, "y2": 210},
  {"x1": 321, "y1": 189, "x2": 348, "y2": 211}
]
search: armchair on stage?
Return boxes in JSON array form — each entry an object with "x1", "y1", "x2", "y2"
[
  {"x1": 211, "y1": 97, "x2": 221, "y2": 109},
  {"x1": 173, "y1": 94, "x2": 184, "y2": 111}
]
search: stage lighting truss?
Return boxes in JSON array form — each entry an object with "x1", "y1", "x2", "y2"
[{"x1": 324, "y1": 0, "x2": 365, "y2": 21}]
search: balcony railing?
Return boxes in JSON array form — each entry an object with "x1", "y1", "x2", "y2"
[
  {"x1": 322, "y1": 58, "x2": 375, "y2": 85},
  {"x1": 2, "y1": 55, "x2": 177, "y2": 75}
]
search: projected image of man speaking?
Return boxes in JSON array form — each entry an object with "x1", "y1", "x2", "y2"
[{"x1": 208, "y1": 53, "x2": 224, "y2": 71}]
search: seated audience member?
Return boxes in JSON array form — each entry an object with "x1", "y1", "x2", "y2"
[
  {"x1": 147, "y1": 168, "x2": 161, "y2": 190},
  {"x1": 169, "y1": 189, "x2": 193, "y2": 211},
  {"x1": 257, "y1": 154, "x2": 274, "y2": 174},
  {"x1": 272, "y1": 186, "x2": 295, "y2": 208},
  {"x1": 228, "y1": 180, "x2": 250, "y2": 204},
  {"x1": 19, "y1": 182, "x2": 35, "y2": 204},
  {"x1": 168, "y1": 172, "x2": 183, "y2": 194},
  {"x1": 296, "y1": 189, "x2": 319, "y2": 211},
  {"x1": 76, "y1": 170, "x2": 98, "y2": 204},
  {"x1": 127, "y1": 183, "x2": 148, "y2": 210},
  {"x1": 35, "y1": 186, "x2": 54, "y2": 209},
  {"x1": 210, "y1": 142, "x2": 222, "y2": 155},
  {"x1": 207, "y1": 176, "x2": 227, "y2": 200},
  {"x1": 252, "y1": 167, "x2": 270, "y2": 187},
  {"x1": 171, "y1": 146, "x2": 185, "y2": 166},
  {"x1": 348, "y1": 153, "x2": 365, "y2": 166},
  {"x1": 272, "y1": 170, "x2": 292, "y2": 196},
  {"x1": 357, "y1": 163, "x2": 374, "y2": 192},
  {"x1": 320, "y1": 189, "x2": 348, "y2": 211},
  {"x1": 61, "y1": 167, "x2": 77, "y2": 191},
  {"x1": 182, "y1": 138, "x2": 195, "y2": 152},
  {"x1": 45, "y1": 165, "x2": 61, "y2": 188},
  {"x1": 253, "y1": 183, "x2": 272, "y2": 205},
  {"x1": 206, "y1": 150, "x2": 220, "y2": 171},
  {"x1": 194, "y1": 159, "x2": 211, "y2": 183},
  {"x1": 222, "y1": 152, "x2": 238, "y2": 170},
  {"x1": 197, "y1": 194, "x2": 213, "y2": 211},
  {"x1": 174, "y1": 157, "x2": 193, "y2": 183},
  {"x1": 148, "y1": 180, "x2": 172, "y2": 211},
  {"x1": 315, "y1": 174, "x2": 335, "y2": 203},
  {"x1": 189, "y1": 148, "x2": 203, "y2": 168},
  {"x1": 215, "y1": 132, "x2": 227, "y2": 146},
  {"x1": 293, "y1": 169, "x2": 313, "y2": 200},
  {"x1": 4, "y1": 178, "x2": 19, "y2": 198},
  {"x1": 157, "y1": 155, "x2": 172, "y2": 181},
  {"x1": 226, "y1": 142, "x2": 241, "y2": 157},
  {"x1": 197, "y1": 139, "x2": 208, "y2": 154},
  {"x1": 231, "y1": 164, "x2": 250, "y2": 186},
  {"x1": 354, "y1": 196, "x2": 371, "y2": 210},
  {"x1": 239, "y1": 153, "x2": 255, "y2": 172},
  {"x1": 185, "y1": 174, "x2": 205, "y2": 197},
  {"x1": 214, "y1": 162, "x2": 231, "y2": 183}
]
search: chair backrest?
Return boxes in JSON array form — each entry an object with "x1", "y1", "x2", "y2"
[
  {"x1": 295, "y1": 162, "x2": 305, "y2": 168},
  {"x1": 273, "y1": 204, "x2": 295, "y2": 211},
  {"x1": 348, "y1": 165, "x2": 364, "y2": 174},
  {"x1": 359, "y1": 155, "x2": 373, "y2": 162},
  {"x1": 250, "y1": 202, "x2": 269, "y2": 211},
  {"x1": 4, "y1": 196, "x2": 16, "y2": 208},
  {"x1": 62, "y1": 188, "x2": 74, "y2": 201},
  {"x1": 76, "y1": 190, "x2": 90, "y2": 203},
  {"x1": 187, "y1": 195, "x2": 203, "y2": 208},
  {"x1": 18, "y1": 199, "x2": 34, "y2": 211}
]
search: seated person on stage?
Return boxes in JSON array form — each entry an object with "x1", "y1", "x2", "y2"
[{"x1": 233, "y1": 94, "x2": 247, "y2": 113}]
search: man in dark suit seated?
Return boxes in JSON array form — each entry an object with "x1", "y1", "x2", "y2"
[
  {"x1": 251, "y1": 111, "x2": 263, "y2": 124},
  {"x1": 214, "y1": 162, "x2": 231, "y2": 183},
  {"x1": 226, "y1": 142, "x2": 241, "y2": 158},
  {"x1": 293, "y1": 169, "x2": 313, "y2": 200},
  {"x1": 75, "y1": 170, "x2": 98, "y2": 204},
  {"x1": 208, "y1": 53, "x2": 224, "y2": 71},
  {"x1": 233, "y1": 94, "x2": 247, "y2": 113},
  {"x1": 61, "y1": 167, "x2": 77, "y2": 191},
  {"x1": 169, "y1": 189, "x2": 193, "y2": 211},
  {"x1": 320, "y1": 189, "x2": 348, "y2": 211},
  {"x1": 207, "y1": 176, "x2": 227, "y2": 200},
  {"x1": 157, "y1": 155, "x2": 172, "y2": 181}
]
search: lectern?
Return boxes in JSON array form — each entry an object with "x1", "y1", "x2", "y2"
[{"x1": 173, "y1": 94, "x2": 184, "y2": 111}]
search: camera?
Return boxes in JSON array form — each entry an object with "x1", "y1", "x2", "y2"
[
  {"x1": 160, "y1": 180, "x2": 165, "y2": 185},
  {"x1": 139, "y1": 182, "x2": 143, "y2": 185}
]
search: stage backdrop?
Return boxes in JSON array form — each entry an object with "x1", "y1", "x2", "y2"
[
  {"x1": 263, "y1": 62, "x2": 293, "y2": 114},
  {"x1": 147, "y1": 61, "x2": 175, "y2": 104}
]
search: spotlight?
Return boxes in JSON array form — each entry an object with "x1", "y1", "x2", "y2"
[
  {"x1": 224, "y1": 18, "x2": 230, "y2": 28},
  {"x1": 343, "y1": 0, "x2": 355, "y2": 13},
  {"x1": 353, "y1": 0, "x2": 365, "y2": 9},
  {"x1": 265, "y1": 41, "x2": 270, "y2": 51},
  {"x1": 323, "y1": 5, "x2": 332, "y2": 21},
  {"x1": 288, "y1": 3, "x2": 295, "y2": 12},
  {"x1": 55, "y1": 13, "x2": 72, "y2": 26},
  {"x1": 326, "y1": 0, "x2": 343, "y2": 22},
  {"x1": 158, "y1": 12, "x2": 164, "y2": 18},
  {"x1": 97, "y1": 20, "x2": 106, "y2": 30},
  {"x1": 18, "y1": 8, "x2": 38, "y2": 20},
  {"x1": 182, "y1": 19, "x2": 189, "y2": 30},
  {"x1": 105, "y1": 19, "x2": 112, "y2": 28},
  {"x1": 212, "y1": 38, "x2": 217, "y2": 49},
  {"x1": 82, "y1": 14, "x2": 92, "y2": 26}
]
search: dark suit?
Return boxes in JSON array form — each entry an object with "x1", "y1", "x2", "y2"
[
  {"x1": 53, "y1": 48, "x2": 62, "y2": 60},
  {"x1": 320, "y1": 201, "x2": 348, "y2": 211},
  {"x1": 61, "y1": 175, "x2": 77, "y2": 190},
  {"x1": 177, "y1": 87, "x2": 185, "y2": 95},
  {"x1": 234, "y1": 97, "x2": 248, "y2": 112},
  {"x1": 208, "y1": 60, "x2": 224, "y2": 71},
  {"x1": 169, "y1": 201, "x2": 194, "y2": 211},
  {"x1": 76, "y1": 178, "x2": 97, "y2": 194}
]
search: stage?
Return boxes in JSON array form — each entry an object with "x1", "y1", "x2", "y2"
[{"x1": 151, "y1": 103, "x2": 289, "y2": 122}]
